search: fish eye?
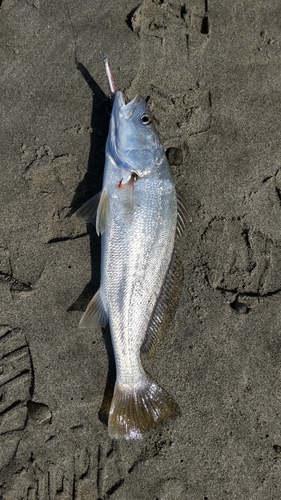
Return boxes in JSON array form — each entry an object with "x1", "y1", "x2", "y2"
[
  {"x1": 131, "y1": 172, "x2": 138, "y2": 182},
  {"x1": 140, "y1": 114, "x2": 151, "y2": 125}
]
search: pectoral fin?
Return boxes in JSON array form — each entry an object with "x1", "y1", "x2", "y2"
[
  {"x1": 79, "y1": 289, "x2": 108, "y2": 328},
  {"x1": 74, "y1": 189, "x2": 109, "y2": 235},
  {"x1": 96, "y1": 189, "x2": 109, "y2": 235},
  {"x1": 74, "y1": 192, "x2": 101, "y2": 224}
]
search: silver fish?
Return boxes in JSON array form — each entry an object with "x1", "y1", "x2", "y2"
[{"x1": 76, "y1": 63, "x2": 187, "y2": 440}]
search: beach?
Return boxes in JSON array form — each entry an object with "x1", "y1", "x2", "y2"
[{"x1": 1, "y1": 0, "x2": 281, "y2": 498}]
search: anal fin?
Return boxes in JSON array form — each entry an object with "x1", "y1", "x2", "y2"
[{"x1": 79, "y1": 289, "x2": 108, "y2": 328}]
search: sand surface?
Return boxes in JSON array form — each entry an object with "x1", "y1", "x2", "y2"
[{"x1": 1, "y1": 0, "x2": 281, "y2": 498}]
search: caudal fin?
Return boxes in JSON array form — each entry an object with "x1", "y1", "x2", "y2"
[{"x1": 108, "y1": 374, "x2": 180, "y2": 440}]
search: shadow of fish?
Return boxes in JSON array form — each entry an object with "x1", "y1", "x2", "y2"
[{"x1": 75, "y1": 66, "x2": 188, "y2": 440}]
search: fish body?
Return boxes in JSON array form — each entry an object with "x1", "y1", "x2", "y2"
[{"x1": 76, "y1": 90, "x2": 186, "y2": 440}]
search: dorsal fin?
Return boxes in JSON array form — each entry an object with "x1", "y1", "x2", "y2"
[
  {"x1": 141, "y1": 252, "x2": 184, "y2": 357},
  {"x1": 176, "y1": 191, "x2": 189, "y2": 238}
]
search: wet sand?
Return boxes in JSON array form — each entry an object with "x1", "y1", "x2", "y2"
[{"x1": 1, "y1": 0, "x2": 281, "y2": 498}]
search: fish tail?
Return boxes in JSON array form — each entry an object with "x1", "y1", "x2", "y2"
[{"x1": 108, "y1": 374, "x2": 180, "y2": 440}]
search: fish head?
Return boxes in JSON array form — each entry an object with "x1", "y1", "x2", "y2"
[{"x1": 107, "y1": 91, "x2": 165, "y2": 178}]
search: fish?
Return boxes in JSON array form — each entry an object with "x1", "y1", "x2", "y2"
[{"x1": 75, "y1": 59, "x2": 188, "y2": 440}]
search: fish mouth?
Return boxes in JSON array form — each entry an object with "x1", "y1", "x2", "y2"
[{"x1": 114, "y1": 91, "x2": 142, "y2": 119}]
